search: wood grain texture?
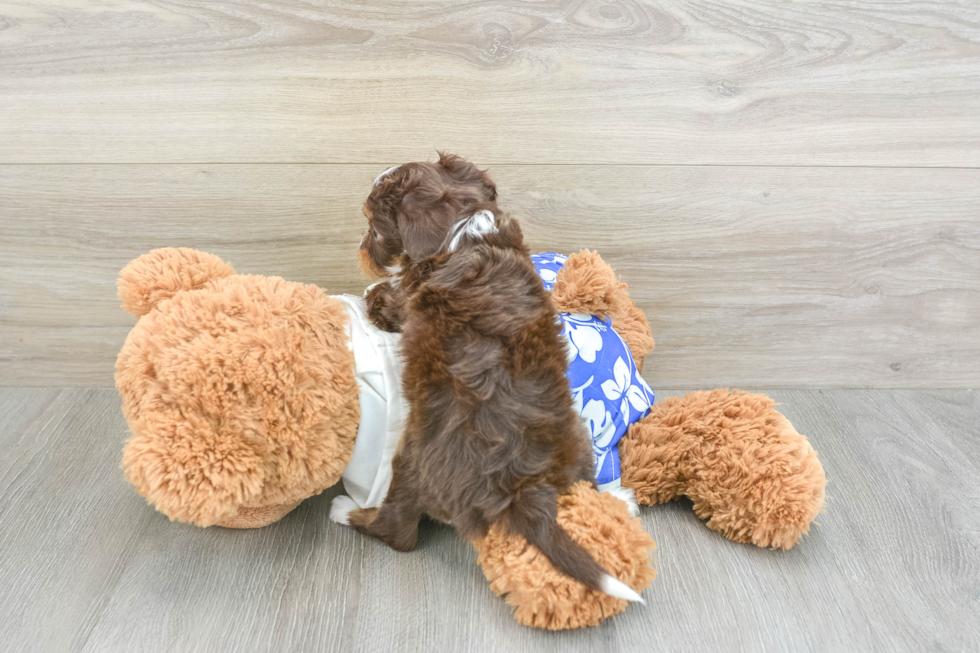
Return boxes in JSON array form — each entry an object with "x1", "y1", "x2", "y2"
[
  {"x1": 2, "y1": 164, "x2": 978, "y2": 387},
  {"x1": 1, "y1": 388, "x2": 977, "y2": 652},
  {"x1": 0, "y1": 0, "x2": 978, "y2": 165}
]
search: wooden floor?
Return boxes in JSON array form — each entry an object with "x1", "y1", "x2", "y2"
[
  {"x1": 1, "y1": 387, "x2": 977, "y2": 652},
  {"x1": 2, "y1": 0, "x2": 979, "y2": 388}
]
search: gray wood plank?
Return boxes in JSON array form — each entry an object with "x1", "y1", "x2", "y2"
[
  {"x1": 1, "y1": 388, "x2": 977, "y2": 652},
  {"x1": 0, "y1": 1, "x2": 978, "y2": 165},
  {"x1": 2, "y1": 164, "x2": 978, "y2": 388}
]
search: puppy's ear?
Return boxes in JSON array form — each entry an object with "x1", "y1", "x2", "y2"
[
  {"x1": 437, "y1": 152, "x2": 497, "y2": 202},
  {"x1": 397, "y1": 186, "x2": 459, "y2": 260}
]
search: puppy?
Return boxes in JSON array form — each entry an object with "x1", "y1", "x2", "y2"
[
  {"x1": 337, "y1": 205, "x2": 642, "y2": 602},
  {"x1": 359, "y1": 155, "x2": 650, "y2": 518}
]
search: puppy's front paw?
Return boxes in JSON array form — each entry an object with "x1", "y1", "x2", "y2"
[
  {"x1": 605, "y1": 485, "x2": 640, "y2": 518},
  {"x1": 330, "y1": 495, "x2": 358, "y2": 525}
]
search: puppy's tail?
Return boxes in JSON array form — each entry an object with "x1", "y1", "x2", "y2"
[{"x1": 515, "y1": 512, "x2": 644, "y2": 603}]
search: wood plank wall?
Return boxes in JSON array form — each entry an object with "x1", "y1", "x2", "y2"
[{"x1": 1, "y1": 0, "x2": 978, "y2": 387}]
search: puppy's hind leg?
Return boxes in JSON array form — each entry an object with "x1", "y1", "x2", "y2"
[{"x1": 335, "y1": 454, "x2": 423, "y2": 552}]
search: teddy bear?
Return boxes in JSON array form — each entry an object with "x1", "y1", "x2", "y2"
[{"x1": 115, "y1": 246, "x2": 825, "y2": 630}]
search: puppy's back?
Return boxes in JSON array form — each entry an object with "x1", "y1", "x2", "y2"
[{"x1": 397, "y1": 208, "x2": 643, "y2": 603}]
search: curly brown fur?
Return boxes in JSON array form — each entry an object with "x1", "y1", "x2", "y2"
[
  {"x1": 358, "y1": 152, "x2": 497, "y2": 277},
  {"x1": 344, "y1": 208, "x2": 637, "y2": 599}
]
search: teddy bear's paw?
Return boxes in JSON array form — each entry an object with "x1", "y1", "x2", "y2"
[
  {"x1": 330, "y1": 495, "x2": 358, "y2": 525},
  {"x1": 604, "y1": 485, "x2": 639, "y2": 518}
]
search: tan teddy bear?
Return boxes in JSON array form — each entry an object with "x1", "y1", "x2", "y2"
[{"x1": 115, "y1": 246, "x2": 824, "y2": 629}]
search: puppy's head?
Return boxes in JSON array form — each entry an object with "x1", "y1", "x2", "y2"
[{"x1": 358, "y1": 152, "x2": 497, "y2": 278}]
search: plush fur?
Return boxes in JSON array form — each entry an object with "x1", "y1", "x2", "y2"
[
  {"x1": 620, "y1": 389, "x2": 826, "y2": 549},
  {"x1": 344, "y1": 209, "x2": 639, "y2": 598},
  {"x1": 549, "y1": 249, "x2": 629, "y2": 320},
  {"x1": 116, "y1": 248, "x2": 360, "y2": 527}
]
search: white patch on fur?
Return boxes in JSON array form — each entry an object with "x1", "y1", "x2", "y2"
[
  {"x1": 373, "y1": 165, "x2": 400, "y2": 186},
  {"x1": 601, "y1": 575, "x2": 645, "y2": 603},
  {"x1": 330, "y1": 495, "x2": 358, "y2": 525},
  {"x1": 385, "y1": 264, "x2": 403, "y2": 288},
  {"x1": 363, "y1": 281, "x2": 382, "y2": 297},
  {"x1": 606, "y1": 485, "x2": 640, "y2": 518},
  {"x1": 446, "y1": 210, "x2": 499, "y2": 252}
]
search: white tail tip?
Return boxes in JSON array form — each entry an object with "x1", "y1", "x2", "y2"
[
  {"x1": 604, "y1": 485, "x2": 640, "y2": 518},
  {"x1": 601, "y1": 574, "x2": 645, "y2": 603}
]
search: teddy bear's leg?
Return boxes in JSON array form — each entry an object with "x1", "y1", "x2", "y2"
[
  {"x1": 619, "y1": 389, "x2": 826, "y2": 549},
  {"x1": 551, "y1": 250, "x2": 654, "y2": 371}
]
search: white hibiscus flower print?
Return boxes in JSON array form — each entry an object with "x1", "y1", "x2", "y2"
[
  {"x1": 538, "y1": 267, "x2": 558, "y2": 287},
  {"x1": 564, "y1": 315, "x2": 603, "y2": 363},
  {"x1": 581, "y1": 399, "x2": 615, "y2": 448},
  {"x1": 537, "y1": 253, "x2": 568, "y2": 265},
  {"x1": 595, "y1": 449, "x2": 611, "y2": 480},
  {"x1": 635, "y1": 373, "x2": 654, "y2": 397},
  {"x1": 601, "y1": 357, "x2": 652, "y2": 418}
]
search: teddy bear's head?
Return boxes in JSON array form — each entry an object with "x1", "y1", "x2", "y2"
[{"x1": 116, "y1": 248, "x2": 360, "y2": 528}]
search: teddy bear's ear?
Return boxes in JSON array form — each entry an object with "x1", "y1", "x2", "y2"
[{"x1": 118, "y1": 248, "x2": 235, "y2": 317}]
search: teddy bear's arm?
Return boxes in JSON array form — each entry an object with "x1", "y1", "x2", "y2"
[{"x1": 611, "y1": 300, "x2": 655, "y2": 374}]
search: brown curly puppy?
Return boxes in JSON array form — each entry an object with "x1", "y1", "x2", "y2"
[{"x1": 332, "y1": 206, "x2": 643, "y2": 603}]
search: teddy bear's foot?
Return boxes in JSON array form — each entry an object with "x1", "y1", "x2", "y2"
[
  {"x1": 620, "y1": 389, "x2": 826, "y2": 550},
  {"x1": 216, "y1": 501, "x2": 303, "y2": 529},
  {"x1": 474, "y1": 481, "x2": 656, "y2": 629}
]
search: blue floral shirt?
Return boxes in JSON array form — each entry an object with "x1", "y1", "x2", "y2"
[{"x1": 531, "y1": 253, "x2": 656, "y2": 490}]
